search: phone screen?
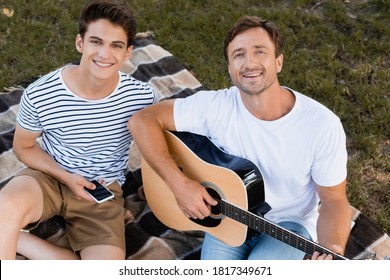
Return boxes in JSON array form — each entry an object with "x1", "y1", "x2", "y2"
[{"x1": 85, "y1": 180, "x2": 114, "y2": 203}]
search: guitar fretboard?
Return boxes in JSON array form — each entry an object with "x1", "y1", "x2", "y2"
[{"x1": 217, "y1": 200, "x2": 347, "y2": 260}]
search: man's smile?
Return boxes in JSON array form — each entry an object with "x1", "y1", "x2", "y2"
[
  {"x1": 94, "y1": 60, "x2": 114, "y2": 67},
  {"x1": 242, "y1": 71, "x2": 262, "y2": 78}
]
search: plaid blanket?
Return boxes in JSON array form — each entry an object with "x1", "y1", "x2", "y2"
[{"x1": 1, "y1": 33, "x2": 388, "y2": 260}]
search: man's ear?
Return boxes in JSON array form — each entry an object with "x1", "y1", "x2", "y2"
[
  {"x1": 276, "y1": 53, "x2": 283, "y2": 73},
  {"x1": 75, "y1": 34, "x2": 83, "y2": 53},
  {"x1": 124, "y1": 45, "x2": 133, "y2": 62}
]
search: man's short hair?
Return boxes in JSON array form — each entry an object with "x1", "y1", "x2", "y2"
[{"x1": 223, "y1": 16, "x2": 283, "y2": 63}]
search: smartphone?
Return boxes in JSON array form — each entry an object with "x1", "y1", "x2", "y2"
[{"x1": 85, "y1": 180, "x2": 114, "y2": 203}]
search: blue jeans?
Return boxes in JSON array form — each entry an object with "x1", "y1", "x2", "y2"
[{"x1": 201, "y1": 221, "x2": 312, "y2": 260}]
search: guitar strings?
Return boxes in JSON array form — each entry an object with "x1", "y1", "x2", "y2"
[{"x1": 212, "y1": 198, "x2": 346, "y2": 260}]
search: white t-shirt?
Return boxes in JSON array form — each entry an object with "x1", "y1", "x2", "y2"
[{"x1": 174, "y1": 86, "x2": 347, "y2": 240}]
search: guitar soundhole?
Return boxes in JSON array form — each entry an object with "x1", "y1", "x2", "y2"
[
  {"x1": 188, "y1": 183, "x2": 223, "y2": 228},
  {"x1": 206, "y1": 187, "x2": 222, "y2": 216}
]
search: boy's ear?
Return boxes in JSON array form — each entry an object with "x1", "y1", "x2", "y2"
[
  {"x1": 75, "y1": 34, "x2": 83, "y2": 53},
  {"x1": 124, "y1": 45, "x2": 133, "y2": 62}
]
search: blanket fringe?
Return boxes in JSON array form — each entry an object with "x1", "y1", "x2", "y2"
[
  {"x1": 135, "y1": 31, "x2": 155, "y2": 39},
  {"x1": 1, "y1": 86, "x2": 24, "y2": 93}
]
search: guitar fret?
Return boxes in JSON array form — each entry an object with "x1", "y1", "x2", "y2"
[
  {"x1": 219, "y1": 200, "x2": 346, "y2": 260},
  {"x1": 217, "y1": 202, "x2": 343, "y2": 259}
]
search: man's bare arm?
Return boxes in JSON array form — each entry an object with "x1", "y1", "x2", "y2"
[
  {"x1": 128, "y1": 100, "x2": 216, "y2": 219},
  {"x1": 13, "y1": 124, "x2": 95, "y2": 201},
  {"x1": 312, "y1": 179, "x2": 352, "y2": 259}
]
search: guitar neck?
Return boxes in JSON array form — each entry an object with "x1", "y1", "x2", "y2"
[{"x1": 219, "y1": 200, "x2": 347, "y2": 260}]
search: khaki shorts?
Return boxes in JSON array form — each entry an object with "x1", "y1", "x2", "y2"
[{"x1": 15, "y1": 168, "x2": 125, "y2": 253}]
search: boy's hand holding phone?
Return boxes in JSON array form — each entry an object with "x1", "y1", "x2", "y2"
[{"x1": 85, "y1": 180, "x2": 114, "y2": 203}]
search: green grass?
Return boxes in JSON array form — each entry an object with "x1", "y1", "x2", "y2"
[{"x1": 1, "y1": 0, "x2": 389, "y2": 234}]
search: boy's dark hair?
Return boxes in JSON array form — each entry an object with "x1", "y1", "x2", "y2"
[
  {"x1": 223, "y1": 16, "x2": 283, "y2": 63},
  {"x1": 78, "y1": 0, "x2": 137, "y2": 47}
]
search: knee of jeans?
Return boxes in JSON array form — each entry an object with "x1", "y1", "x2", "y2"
[
  {"x1": 277, "y1": 221, "x2": 312, "y2": 240},
  {"x1": 201, "y1": 233, "x2": 249, "y2": 260}
]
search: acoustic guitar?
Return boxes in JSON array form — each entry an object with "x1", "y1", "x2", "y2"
[{"x1": 141, "y1": 130, "x2": 347, "y2": 260}]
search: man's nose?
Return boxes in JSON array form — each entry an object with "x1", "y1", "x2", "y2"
[
  {"x1": 98, "y1": 45, "x2": 110, "y2": 59},
  {"x1": 244, "y1": 52, "x2": 256, "y2": 68}
]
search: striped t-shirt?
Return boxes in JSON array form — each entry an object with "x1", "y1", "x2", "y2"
[{"x1": 17, "y1": 67, "x2": 156, "y2": 185}]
